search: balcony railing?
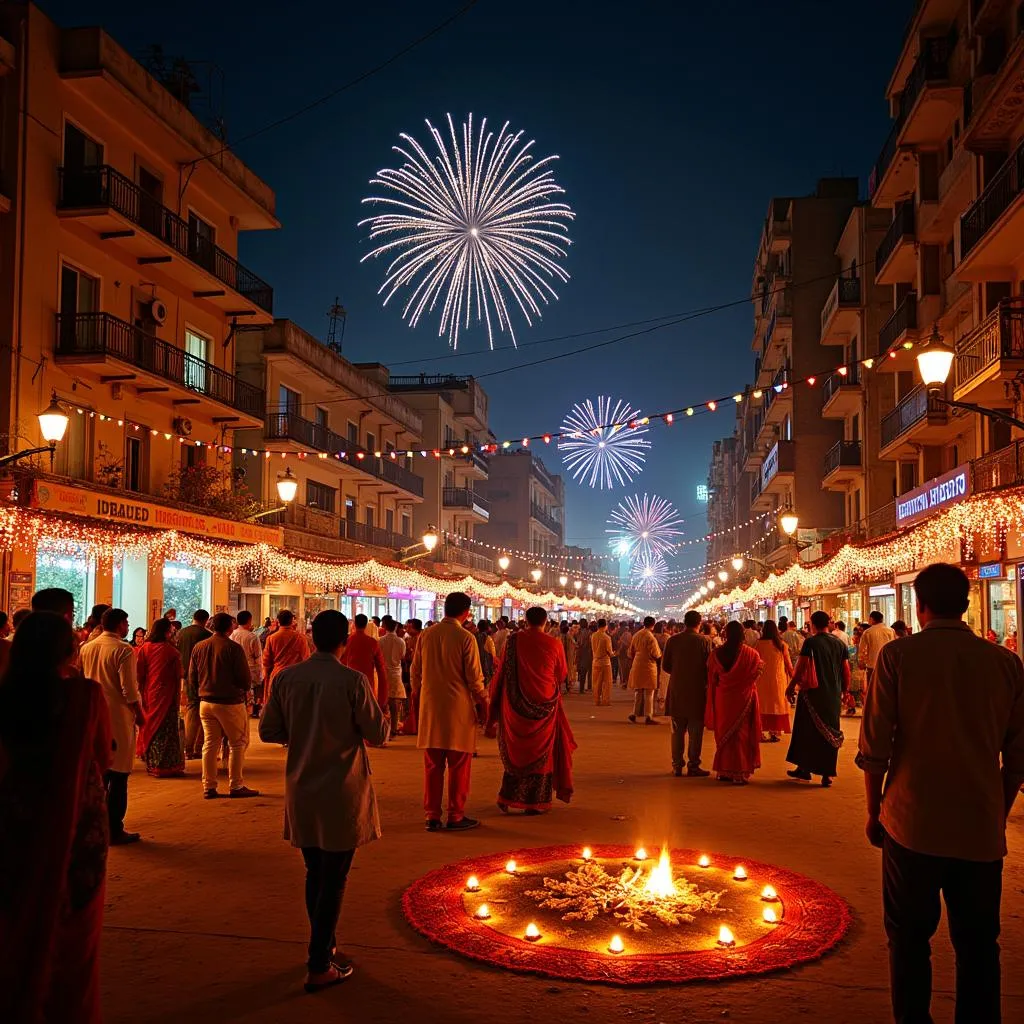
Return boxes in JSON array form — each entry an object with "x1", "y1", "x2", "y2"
[
  {"x1": 55, "y1": 311, "x2": 264, "y2": 417},
  {"x1": 342, "y1": 519, "x2": 412, "y2": 551},
  {"x1": 821, "y1": 363, "x2": 862, "y2": 409},
  {"x1": 954, "y1": 300, "x2": 1024, "y2": 391},
  {"x1": 881, "y1": 385, "x2": 946, "y2": 449},
  {"x1": 530, "y1": 501, "x2": 562, "y2": 535},
  {"x1": 897, "y1": 36, "x2": 951, "y2": 124},
  {"x1": 764, "y1": 366, "x2": 790, "y2": 414},
  {"x1": 444, "y1": 435, "x2": 490, "y2": 474},
  {"x1": 431, "y1": 543, "x2": 495, "y2": 575},
  {"x1": 444, "y1": 486, "x2": 489, "y2": 513},
  {"x1": 876, "y1": 202, "x2": 916, "y2": 272},
  {"x1": 879, "y1": 292, "x2": 918, "y2": 352},
  {"x1": 820, "y1": 276, "x2": 862, "y2": 333},
  {"x1": 263, "y1": 502, "x2": 340, "y2": 538},
  {"x1": 824, "y1": 440, "x2": 863, "y2": 477},
  {"x1": 869, "y1": 117, "x2": 902, "y2": 199},
  {"x1": 961, "y1": 136, "x2": 1024, "y2": 258},
  {"x1": 58, "y1": 165, "x2": 272, "y2": 312}
]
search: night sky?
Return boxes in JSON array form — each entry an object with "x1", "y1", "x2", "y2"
[{"x1": 43, "y1": 0, "x2": 912, "y2": 596}]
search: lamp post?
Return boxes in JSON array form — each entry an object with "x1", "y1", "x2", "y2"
[
  {"x1": 397, "y1": 523, "x2": 440, "y2": 562},
  {"x1": 717, "y1": 570, "x2": 729, "y2": 583},
  {"x1": 530, "y1": 567, "x2": 543, "y2": 585},
  {"x1": 0, "y1": 391, "x2": 70, "y2": 470},
  {"x1": 247, "y1": 467, "x2": 299, "y2": 521}
]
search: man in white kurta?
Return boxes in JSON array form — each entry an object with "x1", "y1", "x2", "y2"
[
  {"x1": 80, "y1": 607, "x2": 143, "y2": 844},
  {"x1": 259, "y1": 610, "x2": 389, "y2": 989}
]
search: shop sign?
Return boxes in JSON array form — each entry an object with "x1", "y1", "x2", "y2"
[
  {"x1": 869, "y1": 585, "x2": 896, "y2": 597},
  {"x1": 31, "y1": 481, "x2": 283, "y2": 546},
  {"x1": 895, "y1": 464, "x2": 971, "y2": 528},
  {"x1": 979, "y1": 562, "x2": 1005, "y2": 580},
  {"x1": 760, "y1": 444, "x2": 779, "y2": 488}
]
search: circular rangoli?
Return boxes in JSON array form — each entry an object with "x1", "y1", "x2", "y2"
[{"x1": 402, "y1": 844, "x2": 851, "y2": 985}]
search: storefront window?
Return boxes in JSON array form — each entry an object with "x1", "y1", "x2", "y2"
[
  {"x1": 868, "y1": 587, "x2": 896, "y2": 625},
  {"x1": 987, "y1": 580, "x2": 1017, "y2": 645},
  {"x1": 966, "y1": 582, "x2": 982, "y2": 636},
  {"x1": 112, "y1": 554, "x2": 149, "y2": 633},
  {"x1": 35, "y1": 542, "x2": 95, "y2": 628},
  {"x1": 269, "y1": 593, "x2": 299, "y2": 620},
  {"x1": 898, "y1": 583, "x2": 920, "y2": 633},
  {"x1": 162, "y1": 560, "x2": 210, "y2": 618}
]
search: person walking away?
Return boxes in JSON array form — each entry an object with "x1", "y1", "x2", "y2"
[
  {"x1": 575, "y1": 618, "x2": 593, "y2": 694},
  {"x1": 259, "y1": 610, "x2": 389, "y2": 991},
  {"x1": 262, "y1": 609, "x2": 311, "y2": 708},
  {"x1": 663, "y1": 610, "x2": 713, "y2": 777},
  {"x1": 401, "y1": 619, "x2": 422, "y2": 735},
  {"x1": 178, "y1": 610, "x2": 211, "y2": 759},
  {"x1": 617, "y1": 622, "x2": 634, "y2": 688},
  {"x1": 474, "y1": 618, "x2": 497, "y2": 688},
  {"x1": 364, "y1": 615, "x2": 380, "y2": 640},
  {"x1": 705, "y1": 621, "x2": 763, "y2": 785},
  {"x1": 756, "y1": 620, "x2": 793, "y2": 742},
  {"x1": 627, "y1": 617, "x2": 661, "y2": 724},
  {"x1": 0, "y1": 612, "x2": 112, "y2": 1024},
  {"x1": 486, "y1": 606, "x2": 576, "y2": 814},
  {"x1": 411, "y1": 592, "x2": 487, "y2": 831},
  {"x1": 780, "y1": 617, "x2": 804, "y2": 663},
  {"x1": 590, "y1": 619, "x2": 614, "y2": 706},
  {"x1": 859, "y1": 610, "x2": 896, "y2": 694},
  {"x1": 231, "y1": 610, "x2": 264, "y2": 717},
  {"x1": 558, "y1": 620, "x2": 576, "y2": 693},
  {"x1": 742, "y1": 620, "x2": 760, "y2": 647},
  {"x1": 79, "y1": 608, "x2": 143, "y2": 844},
  {"x1": 786, "y1": 610, "x2": 850, "y2": 787},
  {"x1": 80, "y1": 603, "x2": 110, "y2": 645},
  {"x1": 135, "y1": 618, "x2": 185, "y2": 777},
  {"x1": 342, "y1": 614, "x2": 389, "y2": 726},
  {"x1": 191, "y1": 612, "x2": 258, "y2": 799},
  {"x1": 493, "y1": 616, "x2": 510, "y2": 663},
  {"x1": 378, "y1": 616, "x2": 407, "y2": 732},
  {"x1": 857, "y1": 562, "x2": 1024, "y2": 1024}
]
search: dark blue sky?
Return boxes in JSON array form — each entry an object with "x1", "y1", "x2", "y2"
[{"x1": 45, "y1": 0, "x2": 911, "y2": 593}]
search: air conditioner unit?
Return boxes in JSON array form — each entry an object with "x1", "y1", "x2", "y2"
[
  {"x1": 172, "y1": 417, "x2": 192, "y2": 437},
  {"x1": 146, "y1": 298, "x2": 168, "y2": 325}
]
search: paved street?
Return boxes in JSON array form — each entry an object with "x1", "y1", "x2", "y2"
[{"x1": 100, "y1": 688, "x2": 1024, "y2": 1024}]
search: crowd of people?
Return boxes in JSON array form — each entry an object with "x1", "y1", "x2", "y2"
[{"x1": 1, "y1": 563, "x2": 1023, "y2": 1022}]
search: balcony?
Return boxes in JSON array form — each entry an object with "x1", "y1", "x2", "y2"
[
  {"x1": 822, "y1": 440, "x2": 863, "y2": 490},
  {"x1": 759, "y1": 439, "x2": 796, "y2": 496},
  {"x1": 763, "y1": 367, "x2": 792, "y2": 425},
  {"x1": 879, "y1": 292, "x2": 919, "y2": 357},
  {"x1": 957, "y1": 136, "x2": 1024, "y2": 280},
  {"x1": 530, "y1": 501, "x2": 562, "y2": 536},
  {"x1": 875, "y1": 203, "x2": 917, "y2": 285},
  {"x1": 760, "y1": 288, "x2": 793, "y2": 358},
  {"x1": 953, "y1": 300, "x2": 1024, "y2": 405},
  {"x1": 879, "y1": 385, "x2": 950, "y2": 459},
  {"x1": 919, "y1": 144, "x2": 972, "y2": 243},
  {"x1": 444, "y1": 486, "x2": 490, "y2": 520},
  {"x1": 55, "y1": 311, "x2": 264, "y2": 420},
  {"x1": 263, "y1": 502, "x2": 340, "y2": 539},
  {"x1": 820, "y1": 364, "x2": 863, "y2": 419},
  {"x1": 341, "y1": 519, "x2": 413, "y2": 551},
  {"x1": 265, "y1": 412, "x2": 425, "y2": 497},
  {"x1": 430, "y1": 542, "x2": 496, "y2": 575},
  {"x1": 444, "y1": 435, "x2": 490, "y2": 477},
  {"x1": 58, "y1": 165, "x2": 272, "y2": 318},
  {"x1": 820, "y1": 277, "x2": 862, "y2": 345},
  {"x1": 963, "y1": 25, "x2": 1024, "y2": 150}
]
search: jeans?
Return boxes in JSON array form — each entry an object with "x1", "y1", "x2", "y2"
[
  {"x1": 423, "y1": 748, "x2": 472, "y2": 821},
  {"x1": 670, "y1": 716, "x2": 704, "y2": 770},
  {"x1": 104, "y1": 770, "x2": 129, "y2": 835},
  {"x1": 882, "y1": 831, "x2": 1002, "y2": 1024},
  {"x1": 632, "y1": 689, "x2": 654, "y2": 718},
  {"x1": 200, "y1": 701, "x2": 250, "y2": 791},
  {"x1": 301, "y1": 847, "x2": 355, "y2": 974}
]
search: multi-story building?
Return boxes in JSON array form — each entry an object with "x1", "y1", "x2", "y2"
[
  {"x1": 384, "y1": 373, "x2": 494, "y2": 576},
  {"x1": 706, "y1": 435, "x2": 738, "y2": 566},
  {"x1": 233, "y1": 320, "x2": 425, "y2": 620},
  {"x1": 739, "y1": 180, "x2": 860, "y2": 565},
  {"x1": 477, "y1": 450, "x2": 565, "y2": 584},
  {"x1": 0, "y1": 5, "x2": 278, "y2": 625}
]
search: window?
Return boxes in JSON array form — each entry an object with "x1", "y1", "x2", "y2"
[
  {"x1": 184, "y1": 329, "x2": 208, "y2": 394},
  {"x1": 306, "y1": 480, "x2": 336, "y2": 514},
  {"x1": 181, "y1": 443, "x2": 205, "y2": 470},
  {"x1": 401, "y1": 513, "x2": 411, "y2": 538},
  {"x1": 279, "y1": 385, "x2": 301, "y2": 415},
  {"x1": 315, "y1": 407, "x2": 329, "y2": 429},
  {"x1": 347, "y1": 421, "x2": 359, "y2": 447},
  {"x1": 385, "y1": 508, "x2": 394, "y2": 534},
  {"x1": 187, "y1": 211, "x2": 216, "y2": 271},
  {"x1": 137, "y1": 166, "x2": 163, "y2": 237},
  {"x1": 63, "y1": 123, "x2": 103, "y2": 170},
  {"x1": 366, "y1": 431, "x2": 376, "y2": 455},
  {"x1": 56, "y1": 403, "x2": 90, "y2": 480},
  {"x1": 365, "y1": 506, "x2": 375, "y2": 528},
  {"x1": 851, "y1": 413, "x2": 860, "y2": 442},
  {"x1": 125, "y1": 433, "x2": 145, "y2": 492},
  {"x1": 345, "y1": 497, "x2": 356, "y2": 522},
  {"x1": 60, "y1": 263, "x2": 99, "y2": 317}
]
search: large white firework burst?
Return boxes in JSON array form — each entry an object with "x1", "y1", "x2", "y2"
[
  {"x1": 558, "y1": 397, "x2": 651, "y2": 490},
  {"x1": 631, "y1": 551, "x2": 670, "y2": 596},
  {"x1": 359, "y1": 113, "x2": 574, "y2": 349},
  {"x1": 607, "y1": 493, "x2": 685, "y2": 563}
]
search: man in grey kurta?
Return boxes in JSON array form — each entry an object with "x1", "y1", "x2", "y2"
[{"x1": 259, "y1": 610, "x2": 389, "y2": 990}]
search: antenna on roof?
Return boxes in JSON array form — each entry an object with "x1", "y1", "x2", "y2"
[{"x1": 326, "y1": 297, "x2": 347, "y2": 353}]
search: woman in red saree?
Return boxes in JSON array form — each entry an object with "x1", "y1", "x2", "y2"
[
  {"x1": 705, "y1": 620, "x2": 763, "y2": 785},
  {"x1": 486, "y1": 606, "x2": 577, "y2": 813},
  {"x1": 0, "y1": 611, "x2": 112, "y2": 1024},
  {"x1": 136, "y1": 617, "x2": 185, "y2": 777}
]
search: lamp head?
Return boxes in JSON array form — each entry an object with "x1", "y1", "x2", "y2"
[
  {"x1": 275, "y1": 467, "x2": 298, "y2": 503},
  {"x1": 559, "y1": 575, "x2": 568, "y2": 588},
  {"x1": 731, "y1": 556, "x2": 745, "y2": 572},
  {"x1": 718, "y1": 570, "x2": 729, "y2": 583},
  {"x1": 38, "y1": 391, "x2": 70, "y2": 445},
  {"x1": 916, "y1": 324, "x2": 954, "y2": 391},
  {"x1": 779, "y1": 508, "x2": 799, "y2": 537},
  {"x1": 422, "y1": 525, "x2": 439, "y2": 552},
  {"x1": 498, "y1": 554, "x2": 511, "y2": 572},
  {"x1": 530, "y1": 567, "x2": 543, "y2": 583}
]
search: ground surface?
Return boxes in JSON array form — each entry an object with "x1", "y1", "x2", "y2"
[{"x1": 101, "y1": 687, "x2": 1024, "y2": 1024}]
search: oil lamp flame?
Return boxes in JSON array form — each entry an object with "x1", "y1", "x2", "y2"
[
  {"x1": 466, "y1": 875, "x2": 480, "y2": 892},
  {"x1": 763, "y1": 906, "x2": 778, "y2": 924},
  {"x1": 608, "y1": 934, "x2": 625, "y2": 954},
  {"x1": 761, "y1": 885, "x2": 778, "y2": 902},
  {"x1": 525, "y1": 922, "x2": 541, "y2": 941},
  {"x1": 475, "y1": 904, "x2": 490, "y2": 920},
  {"x1": 733, "y1": 865, "x2": 747, "y2": 881},
  {"x1": 698, "y1": 854, "x2": 711, "y2": 868},
  {"x1": 717, "y1": 925, "x2": 736, "y2": 947},
  {"x1": 505, "y1": 859, "x2": 517, "y2": 874},
  {"x1": 641, "y1": 849, "x2": 677, "y2": 899},
  {"x1": 581, "y1": 847, "x2": 593, "y2": 861}
]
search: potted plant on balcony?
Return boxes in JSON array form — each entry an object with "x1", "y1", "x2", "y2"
[{"x1": 163, "y1": 459, "x2": 263, "y2": 521}]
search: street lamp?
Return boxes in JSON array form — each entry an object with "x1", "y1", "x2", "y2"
[
  {"x1": 573, "y1": 580, "x2": 582, "y2": 592},
  {"x1": 396, "y1": 523, "x2": 440, "y2": 562},
  {"x1": 717, "y1": 570, "x2": 729, "y2": 583},
  {"x1": 0, "y1": 391, "x2": 71, "y2": 470},
  {"x1": 276, "y1": 467, "x2": 298, "y2": 503},
  {"x1": 422, "y1": 525, "x2": 439, "y2": 552},
  {"x1": 530, "y1": 567, "x2": 543, "y2": 584},
  {"x1": 731, "y1": 555, "x2": 745, "y2": 572},
  {"x1": 699, "y1": 585, "x2": 708, "y2": 596},
  {"x1": 559, "y1": 575, "x2": 568, "y2": 588},
  {"x1": 779, "y1": 507, "x2": 800, "y2": 537},
  {"x1": 498, "y1": 553, "x2": 511, "y2": 573},
  {"x1": 587, "y1": 583, "x2": 594, "y2": 594}
]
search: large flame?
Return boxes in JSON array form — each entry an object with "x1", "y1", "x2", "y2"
[{"x1": 641, "y1": 849, "x2": 677, "y2": 899}]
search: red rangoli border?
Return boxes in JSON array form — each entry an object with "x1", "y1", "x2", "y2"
[{"x1": 402, "y1": 844, "x2": 852, "y2": 986}]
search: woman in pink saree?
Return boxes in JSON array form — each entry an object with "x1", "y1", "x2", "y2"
[
  {"x1": 705, "y1": 620, "x2": 763, "y2": 785},
  {"x1": 136, "y1": 617, "x2": 185, "y2": 777}
]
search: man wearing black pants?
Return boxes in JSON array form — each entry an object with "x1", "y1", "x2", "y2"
[
  {"x1": 858, "y1": 563, "x2": 1024, "y2": 1023},
  {"x1": 260, "y1": 610, "x2": 389, "y2": 991}
]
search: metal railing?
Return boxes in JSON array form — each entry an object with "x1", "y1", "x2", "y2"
[
  {"x1": 342, "y1": 519, "x2": 412, "y2": 550},
  {"x1": 876, "y1": 202, "x2": 916, "y2": 272},
  {"x1": 898, "y1": 37, "x2": 951, "y2": 124},
  {"x1": 824, "y1": 440, "x2": 862, "y2": 477},
  {"x1": 764, "y1": 365, "x2": 790, "y2": 414},
  {"x1": 58, "y1": 165, "x2": 272, "y2": 312},
  {"x1": 954, "y1": 301, "x2": 1024, "y2": 391},
  {"x1": 881, "y1": 385, "x2": 947, "y2": 449},
  {"x1": 431, "y1": 543, "x2": 496, "y2": 574},
  {"x1": 869, "y1": 117, "x2": 902, "y2": 199},
  {"x1": 820, "y1": 276, "x2": 862, "y2": 334},
  {"x1": 530, "y1": 501, "x2": 562, "y2": 534},
  {"x1": 879, "y1": 292, "x2": 918, "y2": 352},
  {"x1": 55, "y1": 311, "x2": 264, "y2": 416},
  {"x1": 961, "y1": 136, "x2": 1024, "y2": 258},
  {"x1": 444, "y1": 486, "x2": 489, "y2": 513},
  {"x1": 444, "y1": 435, "x2": 490, "y2": 474},
  {"x1": 263, "y1": 502, "x2": 340, "y2": 537},
  {"x1": 821, "y1": 363, "x2": 862, "y2": 409}
]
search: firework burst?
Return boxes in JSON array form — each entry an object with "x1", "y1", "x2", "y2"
[
  {"x1": 631, "y1": 551, "x2": 670, "y2": 596},
  {"x1": 558, "y1": 397, "x2": 651, "y2": 489},
  {"x1": 360, "y1": 113, "x2": 574, "y2": 349},
  {"x1": 607, "y1": 493, "x2": 685, "y2": 563}
]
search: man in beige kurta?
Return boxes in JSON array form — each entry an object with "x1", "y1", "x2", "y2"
[
  {"x1": 590, "y1": 620, "x2": 614, "y2": 707},
  {"x1": 627, "y1": 616, "x2": 661, "y2": 724},
  {"x1": 411, "y1": 591, "x2": 487, "y2": 831}
]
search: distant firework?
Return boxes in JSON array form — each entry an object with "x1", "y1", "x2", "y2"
[
  {"x1": 360, "y1": 113, "x2": 574, "y2": 349},
  {"x1": 607, "y1": 493, "x2": 685, "y2": 563},
  {"x1": 558, "y1": 397, "x2": 651, "y2": 489},
  {"x1": 631, "y1": 551, "x2": 669, "y2": 595}
]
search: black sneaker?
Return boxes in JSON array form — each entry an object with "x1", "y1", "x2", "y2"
[
  {"x1": 821, "y1": 776, "x2": 834, "y2": 788},
  {"x1": 229, "y1": 786, "x2": 260, "y2": 798},
  {"x1": 627, "y1": 714, "x2": 637, "y2": 723},
  {"x1": 203, "y1": 789, "x2": 218, "y2": 800},
  {"x1": 686, "y1": 767, "x2": 711, "y2": 778},
  {"x1": 672, "y1": 767, "x2": 682, "y2": 777},
  {"x1": 446, "y1": 817, "x2": 481, "y2": 832},
  {"x1": 425, "y1": 818, "x2": 443, "y2": 832},
  {"x1": 787, "y1": 769, "x2": 812, "y2": 782},
  {"x1": 110, "y1": 831, "x2": 142, "y2": 846}
]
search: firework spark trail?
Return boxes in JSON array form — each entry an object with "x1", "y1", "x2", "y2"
[
  {"x1": 631, "y1": 551, "x2": 670, "y2": 595},
  {"x1": 360, "y1": 114, "x2": 574, "y2": 349},
  {"x1": 607, "y1": 494, "x2": 685, "y2": 564},
  {"x1": 558, "y1": 397, "x2": 651, "y2": 490}
]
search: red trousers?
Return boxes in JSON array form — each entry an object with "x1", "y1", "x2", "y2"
[{"x1": 423, "y1": 748, "x2": 472, "y2": 821}]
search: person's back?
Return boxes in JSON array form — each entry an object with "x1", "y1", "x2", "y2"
[
  {"x1": 663, "y1": 629, "x2": 711, "y2": 715},
  {"x1": 177, "y1": 621, "x2": 209, "y2": 676}
]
